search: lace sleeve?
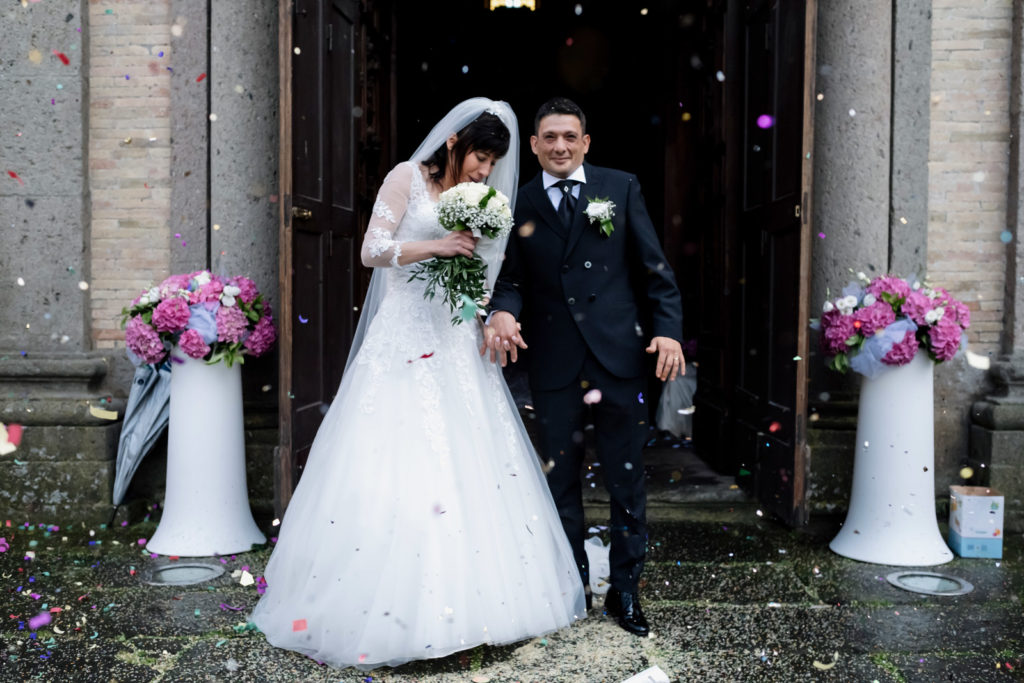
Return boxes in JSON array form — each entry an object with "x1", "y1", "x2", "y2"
[{"x1": 361, "y1": 163, "x2": 413, "y2": 268}]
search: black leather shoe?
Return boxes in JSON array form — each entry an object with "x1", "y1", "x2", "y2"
[{"x1": 604, "y1": 587, "x2": 650, "y2": 637}]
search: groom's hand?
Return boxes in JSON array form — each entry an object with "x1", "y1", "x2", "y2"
[
  {"x1": 646, "y1": 336, "x2": 685, "y2": 382},
  {"x1": 480, "y1": 311, "x2": 527, "y2": 366}
]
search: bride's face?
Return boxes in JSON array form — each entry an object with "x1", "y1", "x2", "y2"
[{"x1": 458, "y1": 149, "x2": 501, "y2": 184}]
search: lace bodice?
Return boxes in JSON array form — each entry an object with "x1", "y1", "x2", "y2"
[
  {"x1": 361, "y1": 161, "x2": 447, "y2": 270},
  {"x1": 355, "y1": 162, "x2": 486, "y2": 426}
]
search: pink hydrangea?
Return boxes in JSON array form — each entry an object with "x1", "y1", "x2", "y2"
[
  {"x1": 881, "y1": 328, "x2": 920, "y2": 365},
  {"x1": 867, "y1": 276, "x2": 911, "y2": 301},
  {"x1": 197, "y1": 278, "x2": 225, "y2": 303},
  {"x1": 216, "y1": 305, "x2": 249, "y2": 343},
  {"x1": 151, "y1": 297, "x2": 191, "y2": 333},
  {"x1": 243, "y1": 315, "x2": 277, "y2": 356},
  {"x1": 125, "y1": 316, "x2": 167, "y2": 365},
  {"x1": 928, "y1": 317, "x2": 963, "y2": 361},
  {"x1": 158, "y1": 274, "x2": 191, "y2": 300},
  {"x1": 947, "y1": 299, "x2": 971, "y2": 327},
  {"x1": 900, "y1": 290, "x2": 935, "y2": 326},
  {"x1": 821, "y1": 310, "x2": 858, "y2": 355},
  {"x1": 178, "y1": 328, "x2": 211, "y2": 359},
  {"x1": 853, "y1": 301, "x2": 896, "y2": 337},
  {"x1": 232, "y1": 276, "x2": 260, "y2": 304}
]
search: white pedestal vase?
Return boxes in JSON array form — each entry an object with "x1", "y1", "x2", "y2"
[
  {"x1": 146, "y1": 349, "x2": 265, "y2": 557},
  {"x1": 829, "y1": 351, "x2": 952, "y2": 565}
]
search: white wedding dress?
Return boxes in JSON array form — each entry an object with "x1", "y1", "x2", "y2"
[{"x1": 251, "y1": 161, "x2": 586, "y2": 670}]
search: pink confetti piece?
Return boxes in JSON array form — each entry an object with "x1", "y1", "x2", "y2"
[
  {"x1": 7, "y1": 171, "x2": 25, "y2": 185},
  {"x1": 406, "y1": 352, "x2": 435, "y2": 364},
  {"x1": 28, "y1": 612, "x2": 51, "y2": 630},
  {"x1": 196, "y1": 72, "x2": 207, "y2": 82},
  {"x1": 292, "y1": 618, "x2": 307, "y2": 632},
  {"x1": 218, "y1": 603, "x2": 245, "y2": 611},
  {"x1": 0, "y1": 538, "x2": 7, "y2": 553},
  {"x1": 6, "y1": 424, "x2": 22, "y2": 445},
  {"x1": 52, "y1": 50, "x2": 70, "y2": 65}
]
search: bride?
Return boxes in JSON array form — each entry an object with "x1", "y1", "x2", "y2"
[{"x1": 251, "y1": 98, "x2": 586, "y2": 670}]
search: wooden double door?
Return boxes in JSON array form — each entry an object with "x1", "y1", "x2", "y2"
[{"x1": 276, "y1": 0, "x2": 817, "y2": 525}]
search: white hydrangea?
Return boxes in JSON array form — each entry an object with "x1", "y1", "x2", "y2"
[
  {"x1": 862, "y1": 293, "x2": 877, "y2": 306},
  {"x1": 822, "y1": 300, "x2": 835, "y2": 313}
]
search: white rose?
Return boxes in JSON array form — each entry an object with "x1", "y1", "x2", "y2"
[
  {"x1": 862, "y1": 293, "x2": 876, "y2": 306},
  {"x1": 459, "y1": 182, "x2": 489, "y2": 205},
  {"x1": 924, "y1": 307, "x2": 945, "y2": 324},
  {"x1": 138, "y1": 295, "x2": 151, "y2": 305},
  {"x1": 836, "y1": 295, "x2": 859, "y2": 314},
  {"x1": 822, "y1": 301, "x2": 834, "y2": 313}
]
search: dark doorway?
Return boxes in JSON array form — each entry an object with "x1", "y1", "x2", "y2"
[
  {"x1": 392, "y1": 0, "x2": 714, "y2": 441},
  {"x1": 279, "y1": 0, "x2": 815, "y2": 523}
]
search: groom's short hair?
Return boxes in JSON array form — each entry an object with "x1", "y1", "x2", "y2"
[{"x1": 534, "y1": 97, "x2": 586, "y2": 134}]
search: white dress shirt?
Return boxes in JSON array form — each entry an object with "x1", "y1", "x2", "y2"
[{"x1": 542, "y1": 166, "x2": 588, "y2": 210}]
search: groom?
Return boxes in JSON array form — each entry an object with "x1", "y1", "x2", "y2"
[{"x1": 485, "y1": 98, "x2": 684, "y2": 636}]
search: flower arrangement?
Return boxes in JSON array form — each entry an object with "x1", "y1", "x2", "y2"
[
  {"x1": 121, "y1": 270, "x2": 276, "y2": 367},
  {"x1": 817, "y1": 272, "x2": 970, "y2": 377},
  {"x1": 409, "y1": 181, "x2": 513, "y2": 324},
  {"x1": 584, "y1": 197, "x2": 616, "y2": 237}
]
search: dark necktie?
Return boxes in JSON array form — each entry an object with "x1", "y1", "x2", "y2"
[{"x1": 554, "y1": 179, "x2": 579, "y2": 229}]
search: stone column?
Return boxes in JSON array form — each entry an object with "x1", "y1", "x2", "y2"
[
  {"x1": 810, "y1": 0, "x2": 893, "y2": 315},
  {"x1": 971, "y1": 1, "x2": 1024, "y2": 531},
  {"x1": 0, "y1": 1, "x2": 124, "y2": 524},
  {"x1": 806, "y1": 0, "x2": 893, "y2": 511},
  {"x1": 889, "y1": 0, "x2": 932, "y2": 278}
]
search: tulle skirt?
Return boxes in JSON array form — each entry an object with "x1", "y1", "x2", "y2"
[{"x1": 250, "y1": 299, "x2": 586, "y2": 670}]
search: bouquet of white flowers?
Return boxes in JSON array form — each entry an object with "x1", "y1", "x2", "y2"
[{"x1": 410, "y1": 181, "x2": 514, "y2": 324}]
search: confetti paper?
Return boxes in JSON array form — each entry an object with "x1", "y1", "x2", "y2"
[
  {"x1": 89, "y1": 405, "x2": 118, "y2": 420},
  {"x1": 0, "y1": 423, "x2": 22, "y2": 455}
]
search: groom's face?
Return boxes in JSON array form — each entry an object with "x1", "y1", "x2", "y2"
[{"x1": 530, "y1": 114, "x2": 590, "y2": 178}]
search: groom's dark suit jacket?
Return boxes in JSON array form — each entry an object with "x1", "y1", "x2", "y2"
[{"x1": 491, "y1": 163, "x2": 683, "y2": 391}]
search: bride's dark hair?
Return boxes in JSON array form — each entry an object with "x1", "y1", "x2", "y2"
[{"x1": 424, "y1": 112, "x2": 510, "y2": 185}]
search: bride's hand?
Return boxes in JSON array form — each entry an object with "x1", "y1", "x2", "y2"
[{"x1": 433, "y1": 231, "x2": 477, "y2": 258}]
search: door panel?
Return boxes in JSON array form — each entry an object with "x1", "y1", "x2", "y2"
[
  {"x1": 278, "y1": 0, "x2": 393, "y2": 513},
  {"x1": 696, "y1": 0, "x2": 815, "y2": 525}
]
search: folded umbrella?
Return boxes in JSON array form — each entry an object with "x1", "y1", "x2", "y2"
[{"x1": 113, "y1": 363, "x2": 171, "y2": 505}]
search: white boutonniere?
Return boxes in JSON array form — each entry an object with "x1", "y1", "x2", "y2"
[{"x1": 584, "y1": 197, "x2": 616, "y2": 237}]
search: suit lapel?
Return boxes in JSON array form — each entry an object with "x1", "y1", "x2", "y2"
[
  {"x1": 525, "y1": 175, "x2": 567, "y2": 240},
  {"x1": 564, "y1": 164, "x2": 603, "y2": 259}
]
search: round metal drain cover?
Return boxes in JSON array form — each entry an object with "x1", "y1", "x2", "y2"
[
  {"x1": 885, "y1": 571, "x2": 974, "y2": 596},
  {"x1": 143, "y1": 563, "x2": 225, "y2": 586}
]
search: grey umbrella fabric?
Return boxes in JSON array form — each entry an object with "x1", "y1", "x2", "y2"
[{"x1": 113, "y1": 363, "x2": 171, "y2": 505}]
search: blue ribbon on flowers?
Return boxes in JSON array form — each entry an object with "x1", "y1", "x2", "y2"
[
  {"x1": 188, "y1": 303, "x2": 220, "y2": 344},
  {"x1": 849, "y1": 317, "x2": 918, "y2": 379},
  {"x1": 842, "y1": 282, "x2": 866, "y2": 301}
]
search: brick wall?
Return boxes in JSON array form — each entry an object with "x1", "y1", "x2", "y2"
[
  {"x1": 87, "y1": 1, "x2": 172, "y2": 349},
  {"x1": 929, "y1": 0, "x2": 1014, "y2": 355}
]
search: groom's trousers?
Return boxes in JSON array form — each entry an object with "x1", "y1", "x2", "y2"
[{"x1": 531, "y1": 349, "x2": 648, "y2": 593}]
